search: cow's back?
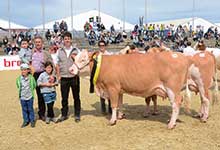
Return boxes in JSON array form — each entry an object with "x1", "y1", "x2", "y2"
[
  {"x1": 192, "y1": 51, "x2": 215, "y2": 88},
  {"x1": 97, "y1": 51, "x2": 190, "y2": 97}
]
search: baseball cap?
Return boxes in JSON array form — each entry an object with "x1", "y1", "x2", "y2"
[{"x1": 20, "y1": 63, "x2": 30, "y2": 70}]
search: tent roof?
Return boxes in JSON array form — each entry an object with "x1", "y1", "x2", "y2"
[
  {"x1": 0, "y1": 18, "x2": 27, "y2": 29},
  {"x1": 216, "y1": 23, "x2": 220, "y2": 27},
  {"x1": 34, "y1": 10, "x2": 134, "y2": 31},
  {"x1": 149, "y1": 17, "x2": 220, "y2": 32}
]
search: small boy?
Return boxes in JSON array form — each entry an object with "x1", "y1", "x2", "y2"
[
  {"x1": 18, "y1": 38, "x2": 32, "y2": 65},
  {"x1": 16, "y1": 63, "x2": 36, "y2": 128}
]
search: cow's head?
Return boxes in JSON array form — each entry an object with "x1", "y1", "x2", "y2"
[{"x1": 69, "y1": 49, "x2": 99, "y2": 76}]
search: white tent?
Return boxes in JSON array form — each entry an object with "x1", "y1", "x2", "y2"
[
  {"x1": 0, "y1": 18, "x2": 27, "y2": 29},
  {"x1": 149, "y1": 17, "x2": 220, "y2": 32},
  {"x1": 34, "y1": 10, "x2": 134, "y2": 31},
  {"x1": 215, "y1": 23, "x2": 220, "y2": 27}
]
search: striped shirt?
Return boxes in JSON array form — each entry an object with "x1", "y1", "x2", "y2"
[
  {"x1": 20, "y1": 76, "x2": 32, "y2": 100},
  {"x1": 32, "y1": 50, "x2": 44, "y2": 73},
  {"x1": 37, "y1": 72, "x2": 56, "y2": 93}
]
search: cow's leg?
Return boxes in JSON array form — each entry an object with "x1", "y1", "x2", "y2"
[
  {"x1": 117, "y1": 94, "x2": 125, "y2": 120},
  {"x1": 110, "y1": 108, "x2": 117, "y2": 125},
  {"x1": 143, "y1": 97, "x2": 151, "y2": 118},
  {"x1": 167, "y1": 87, "x2": 182, "y2": 129},
  {"x1": 168, "y1": 94, "x2": 182, "y2": 129},
  {"x1": 108, "y1": 88, "x2": 120, "y2": 125},
  {"x1": 152, "y1": 95, "x2": 159, "y2": 115},
  {"x1": 194, "y1": 81, "x2": 209, "y2": 120},
  {"x1": 200, "y1": 89, "x2": 210, "y2": 122}
]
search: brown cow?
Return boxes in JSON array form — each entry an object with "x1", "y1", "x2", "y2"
[
  {"x1": 125, "y1": 46, "x2": 162, "y2": 117},
  {"x1": 187, "y1": 51, "x2": 217, "y2": 122},
  {"x1": 70, "y1": 50, "x2": 193, "y2": 129}
]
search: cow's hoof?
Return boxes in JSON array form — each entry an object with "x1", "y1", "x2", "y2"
[
  {"x1": 200, "y1": 118, "x2": 207, "y2": 123},
  {"x1": 167, "y1": 123, "x2": 176, "y2": 129},
  {"x1": 152, "y1": 111, "x2": 159, "y2": 116},
  {"x1": 118, "y1": 113, "x2": 126, "y2": 120},
  {"x1": 109, "y1": 120, "x2": 117, "y2": 126},
  {"x1": 192, "y1": 114, "x2": 202, "y2": 118},
  {"x1": 143, "y1": 112, "x2": 150, "y2": 118}
]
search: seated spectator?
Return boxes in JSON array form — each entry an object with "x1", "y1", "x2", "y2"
[
  {"x1": 4, "y1": 43, "x2": 11, "y2": 55},
  {"x1": 183, "y1": 41, "x2": 195, "y2": 56},
  {"x1": 2, "y1": 36, "x2": 8, "y2": 47},
  {"x1": 115, "y1": 32, "x2": 123, "y2": 43},
  {"x1": 195, "y1": 40, "x2": 206, "y2": 51},
  {"x1": 122, "y1": 30, "x2": 127, "y2": 39},
  {"x1": 88, "y1": 30, "x2": 96, "y2": 46}
]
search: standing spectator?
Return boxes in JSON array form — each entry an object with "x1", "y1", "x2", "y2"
[
  {"x1": 16, "y1": 63, "x2": 36, "y2": 128},
  {"x1": 37, "y1": 61, "x2": 58, "y2": 124},
  {"x1": 53, "y1": 22, "x2": 59, "y2": 34},
  {"x1": 45, "y1": 29, "x2": 52, "y2": 43},
  {"x1": 31, "y1": 36, "x2": 53, "y2": 121},
  {"x1": 59, "y1": 20, "x2": 65, "y2": 34},
  {"x1": 56, "y1": 31, "x2": 81, "y2": 123},
  {"x1": 19, "y1": 38, "x2": 32, "y2": 65},
  {"x1": 97, "y1": 40, "x2": 112, "y2": 114},
  {"x1": 63, "y1": 21, "x2": 68, "y2": 32},
  {"x1": 110, "y1": 25, "x2": 115, "y2": 33}
]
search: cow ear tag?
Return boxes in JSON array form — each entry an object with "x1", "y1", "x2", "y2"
[
  {"x1": 172, "y1": 53, "x2": 178, "y2": 58},
  {"x1": 199, "y1": 53, "x2": 205, "y2": 58}
]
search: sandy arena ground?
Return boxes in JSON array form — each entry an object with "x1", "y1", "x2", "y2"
[{"x1": 0, "y1": 70, "x2": 220, "y2": 150}]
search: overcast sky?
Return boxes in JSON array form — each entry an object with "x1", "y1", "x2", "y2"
[{"x1": 0, "y1": 0, "x2": 219, "y2": 27}]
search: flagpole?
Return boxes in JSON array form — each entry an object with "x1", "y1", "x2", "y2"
[
  {"x1": 123, "y1": 0, "x2": 125, "y2": 31},
  {"x1": 8, "y1": 0, "x2": 11, "y2": 37},
  {"x1": 98, "y1": 0, "x2": 100, "y2": 19},
  {"x1": 42, "y1": 0, "x2": 45, "y2": 35},
  {"x1": 71, "y1": 0, "x2": 74, "y2": 34},
  {"x1": 192, "y1": 0, "x2": 195, "y2": 31},
  {"x1": 145, "y1": 0, "x2": 147, "y2": 23}
]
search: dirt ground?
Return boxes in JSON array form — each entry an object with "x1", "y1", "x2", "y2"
[{"x1": 0, "y1": 70, "x2": 220, "y2": 150}]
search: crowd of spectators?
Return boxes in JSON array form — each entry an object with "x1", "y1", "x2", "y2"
[
  {"x1": 1, "y1": 18, "x2": 220, "y2": 56},
  {"x1": 130, "y1": 23, "x2": 220, "y2": 52},
  {"x1": 1, "y1": 29, "x2": 36, "y2": 55},
  {"x1": 84, "y1": 22, "x2": 127, "y2": 46},
  {"x1": 0, "y1": 20, "x2": 68, "y2": 55}
]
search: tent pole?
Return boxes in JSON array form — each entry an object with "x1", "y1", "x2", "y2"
[
  {"x1": 42, "y1": 0, "x2": 45, "y2": 36},
  {"x1": 192, "y1": 0, "x2": 195, "y2": 31},
  {"x1": 123, "y1": 0, "x2": 125, "y2": 31},
  {"x1": 8, "y1": 0, "x2": 11, "y2": 38},
  {"x1": 71, "y1": 0, "x2": 74, "y2": 36}
]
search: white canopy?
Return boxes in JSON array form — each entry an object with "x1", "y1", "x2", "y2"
[
  {"x1": 34, "y1": 10, "x2": 134, "y2": 31},
  {"x1": 0, "y1": 18, "x2": 27, "y2": 29},
  {"x1": 149, "y1": 17, "x2": 220, "y2": 32}
]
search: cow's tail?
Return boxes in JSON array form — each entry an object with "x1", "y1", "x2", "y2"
[
  {"x1": 184, "y1": 79, "x2": 192, "y2": 114},
  {"x1": 183, "y1": 56, "x2": 194, "y2": 114},
  {"x1": 212, "y1": 57, "x2": 219, "y2": 106}
]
